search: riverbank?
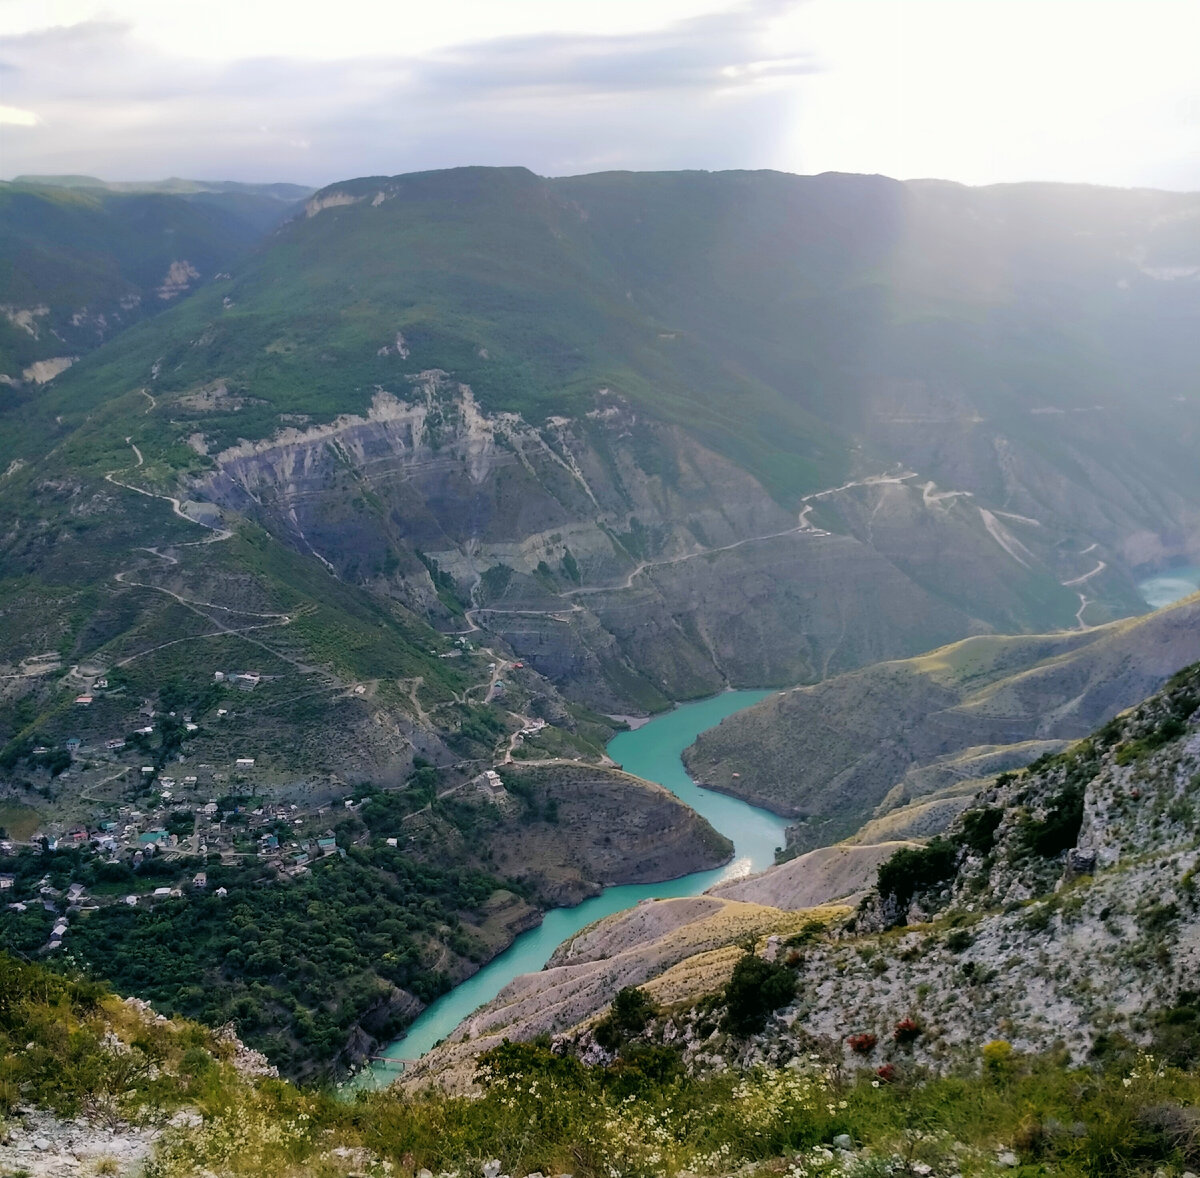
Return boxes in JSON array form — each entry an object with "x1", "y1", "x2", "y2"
[{"x1": 357, "y1": 689, "x2": 787, "y2": 1087}]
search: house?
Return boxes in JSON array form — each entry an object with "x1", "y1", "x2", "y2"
[
  {"x1": 202, "y1": 802, "x2": 218, "y2": 815},
  {"x1": 124, "y1": 895, "x2": 138, "y2": 906},
  {"x1": 105, "y1": 738, "x2": 126, "y2": 751},
  {"x1": 213, "y1": 671, "x2": 225, "y2": 682},
  {"x1": 235, "y1": 758, "x2": 255, "y2": 768},
  {"x1": 94, "y1": 678, "x2": 109, "y2": 690},
  {"x1": 159, "y1": 777, "x2": 176, "y2": 789},
  {"x1": 260, "y1": 834, "x2": 279, "y2": 851},
  {"x1": 0, "y1": 874, "x2": 14, "y2": 890},
  {"x1": 185, "y1": 723, "x2": 198, "y2": 733},
  {"x1": 141, "y1": 766, "x2": 155, "y2": 775},
  {"x1": 66, "y1": 737, "x2": 81, "y2": 752},
  {"x1": 139, "y1": 830, "x2": 167, "y2": 846},
  {"x1": 152, "y1": 887, "x2": 172, "y2": 898},
  {"x1": 316, "y1": 836, "x2": 337, "y2": 856},
  {"x1": 215, "y1": 886, "x2": 228, "y2": 898},
  {"x1": 476, "y1": 769, "x2": 507, "y2": 803},
  {"x1": 183, "y1": 775, "x2": 198, "y2": 785},
  {"x1": 74, "y1": 695, "x2": 93, "y2": 706},
  {"x1": 52, "y1": 921, "x2": 68, "y2": 938},
  {"x1": 385, "y1": 838, "x2": 398, "y2": 847},
  {"x1": 66, "y1": 883, "x2": 85, "y2": 903}
]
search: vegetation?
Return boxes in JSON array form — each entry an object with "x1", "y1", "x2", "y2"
[
  {"x1": 876, "y1": 838, "x2": 959, "y2": 912},
  {"x1": 5, "y1": 953, "x2": 1200, "y2": 1177},
  {"x1": 0, "y1": 846, "x2": 511, "y2": 1080},
  {"x1": 720, "y1": 951, "x2": 798, "y2": 1037}
]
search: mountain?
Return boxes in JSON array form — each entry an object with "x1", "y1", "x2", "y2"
[
  {"x1": 2, "y1": 166, "x2": 1200, "y2": 1092},
  {"x1": 406, "y1": 661, "x2": 1200, "y2": 1106},
  {"x1": 0, "y1": 177, "x2": 310, "y2": 384},
  {"x1": 6, "y1": 648, "x2": 1199, "y2": 1163},
  {"x1": 3, "y1": 167, "x2": 1198, "y2": 732},
  {"x1": 683, "y1": 591, "x2": 1200, "y2": 850},
  {"x1": 12, "y1": 174, "x2": 314, "y2": 201}
]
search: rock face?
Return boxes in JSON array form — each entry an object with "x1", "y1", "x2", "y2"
[
  {"x1": 0, "y1": 1107, "x2": 160, "y2": 1177},
  {"x1": 684, "y1": 594, "x2": 1200, "y2": 848},
  {"x1": 188, "y1": 377, "x2": 1176, "y2": 716},
  {"x1": 484, "y1": 764, "x2": 734, "y2": 904},
  {"x1": 727, "y1": 670, "x2": 1200, "y2": 1072}
]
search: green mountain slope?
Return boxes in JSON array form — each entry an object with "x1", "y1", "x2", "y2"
[
  {"x1": 0, "y1": 178, "x2": 308, "y2": 382},
  {"x1": 684, "y1": 592, "x2": 1200, "y2": 849},
  {"x1": 1, "y1": 166, "x2": 1198, "y2": 725}
]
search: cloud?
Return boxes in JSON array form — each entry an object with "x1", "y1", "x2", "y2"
[
  {"x1": 0, "y1": 1, "x2": 816, "y2": 183},
  {"x1": 0, "y1": 105, "x2": 39, "y2": 126}
]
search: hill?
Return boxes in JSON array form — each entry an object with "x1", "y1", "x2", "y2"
[
  {"x1": 0, "y1": 178, "x2": 308, "y2": 383},
  {"x1": 2, "y1": 168, "x2": 1198, "y2": 724},
  {"x1": 410, "y1": 663, "x2": 1200, "y2": 1099},
  {"x1": 684, "y1": 592, "x2": 1200, "y2": 850}
]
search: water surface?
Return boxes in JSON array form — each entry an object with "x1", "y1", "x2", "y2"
[{"x1": 360, "y1": 689, "x2": 785, "y2": 1084}]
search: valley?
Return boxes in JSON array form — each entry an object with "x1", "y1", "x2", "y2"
[{"x1": 2, "y1": 165, "x2": 1200, "y2": 1105}]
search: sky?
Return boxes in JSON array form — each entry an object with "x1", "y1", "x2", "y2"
[{"x1": 1, "y1": 0, "x2": 1198, "y2": 190}]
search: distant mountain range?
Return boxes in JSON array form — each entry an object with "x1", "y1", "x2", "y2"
[{"x1": 2, "y1": 166, "x2": 1198, "y2": 780}]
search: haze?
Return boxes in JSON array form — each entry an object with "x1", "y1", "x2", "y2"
[{"x1": 2, "y1": 0, "x2": 1197, "y2": 189}]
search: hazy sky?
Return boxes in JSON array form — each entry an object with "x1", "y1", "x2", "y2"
[{"x1": 2, "y1": 0, "x2": 1197, "y2": 189}]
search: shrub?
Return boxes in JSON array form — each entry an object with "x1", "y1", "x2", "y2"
[
  {"x1": 982, "y1": 1039, "x2": 1013, "y2": 1074},
  {"x1": 893, "y1": 1018, "x2": 922, "y2": 1045},
  {"x1": 721, "y1": 953, "x2": 797, "y2": 1037},
  {"x1": 847, "y1": 1032, "x2": 878, "y2": 1055},
  {"x1": 1017, "y1": 781, "x2": 1086, "y2": 859},
  {"x1": 958, "y1": 806, "x2": 1004, "y2": 856},
  {"x1": 594, "y1": 986, "x2": 657, "y2": 1051},
  {"x1": 945, "y1": 929, "x2": 973, "y2": 953},
  {"x1": 877, "y1": 838, "x2": 958, "y2": 910}
]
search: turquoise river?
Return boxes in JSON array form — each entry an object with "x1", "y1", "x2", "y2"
[{"x1": 360, "y1": 689, "x2": 788, "y2": 1086}]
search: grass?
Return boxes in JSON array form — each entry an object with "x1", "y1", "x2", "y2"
[{"x1": 5, "y1": 952, "x2": 1200, "y2": 1178}]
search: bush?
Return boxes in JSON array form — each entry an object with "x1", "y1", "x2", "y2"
[
  {"x1": 847, "y1": 1032, "x2": 878, "y2": 1055},
  {"x1": 877, "y1": 838, "x2": 959, "y2": 909},
  {"x1": 721, "y1": 953, "x2": 797, "y2": 1037},
  {"x1": 958, "y1": 806, "x2": 1003, "y2": 856},
  {"x1": 594, "y1": 986, "x2": 657, "y2": 1051},
  {"x1": 893, "y1": 1018, "x2": 922, "y2": 1045}
]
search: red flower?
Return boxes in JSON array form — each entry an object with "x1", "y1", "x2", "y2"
[{"x1": 846, "y1": 1032, "x2": 878, "y2": 1054}]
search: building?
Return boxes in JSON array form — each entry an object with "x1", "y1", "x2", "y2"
[{"x1": 0, "y1": 874, "x2": 14, "y2": 890}]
